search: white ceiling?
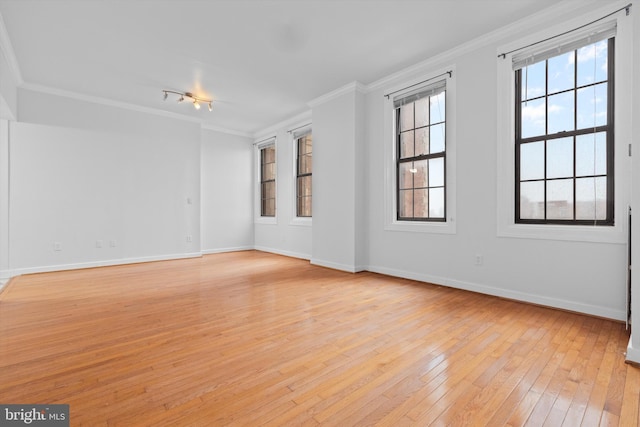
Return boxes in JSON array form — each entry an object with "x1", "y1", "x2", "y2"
[{"x1": 0, "y1": 0, "x2": 564, "y2": 135}]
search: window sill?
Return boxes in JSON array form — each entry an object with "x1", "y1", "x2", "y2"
[
  {"x1": 385, "y1": 218, "x2": 456, "y2": 234},
  {"x1": 290, "y1": 217, "x2": 312, "y2": 227}
]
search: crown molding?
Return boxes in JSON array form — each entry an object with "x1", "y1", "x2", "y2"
[
  {"x1": 307, "y1": 81, "x2": 367, "y2": 108},
  {"x1": 253, "y1": 109, "x2": 312, "y2": 140},
  {"x1": 366, "y1": 0, "x2": 604, "y2": 92},
  {"x1": 21, "y1": 83, "x2": 252, "y2": 137},
  {"x1": 201, "y1": 123, "x2": 252, "y2": 138},
  {"x1": 0, "y1": 10, "x2": 23, "y2": 86},
  {"x1": 22, "y1": 83, "x2": 202, "y2": 123}
]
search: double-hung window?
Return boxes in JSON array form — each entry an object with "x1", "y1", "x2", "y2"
[
  {"x1": 260, "y1": 143, "x2": 276, "y2": 217},
  {"x1": 295, "y1": 131, "x2": 312, "y2": 217},
  {"x1": 514, "y1": 31, "x2": 615, "y2": 225},
  {"x1": 395, "y1": 80, "x2": 446, "y2": 221}
]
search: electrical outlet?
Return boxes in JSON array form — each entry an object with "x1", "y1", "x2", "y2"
[
  {"x1": 109, "y1": 240, "x2": 116, "y2": 248},
  {"x1": 475, "y1": 254, "x2": 483, "y2": 266},
  {"x1": 53, "y1": 242, "x2": 62, "y2": 251},
  {"x1": 96, "y1": 240, "x2": 103, "y2": 248},
  {"x1": 186, "y1": 235, "x2": 192, "y2": 243}
]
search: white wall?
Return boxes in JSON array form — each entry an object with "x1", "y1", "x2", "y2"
[
  {"x1": 310, "y1": 84, "x2": 366, "y2": 272},
  {"x1": 201, "y1": 128, "x2": 253, "y2": 253},
  {"x1": 0, "y1": 120, "x2": 9, "y2": 284},
  {"x1": 250, "y1": 2, "x2": 633, "y2": 322},
  {"x1": 0, "y1": 42, "x2": 18, "y2": 120},
  {"x1": 365, "y1": 2, "x2": 632, "y2": 320},
  {"x1": 10, "y1": 89, "x2": 201, "y2": 274},
  {"x1": 627, "y1": 2, "x2": 640, "y2": 362},
  {"x1": 254, "y1": 113, "x2": 313, "y2": 260}
]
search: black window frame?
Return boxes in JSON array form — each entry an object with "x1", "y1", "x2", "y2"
[
  {"x1": 515, "y1": 37, "x2": 615, "y2": 226},
  {"x1": 296, "y1": 133, "x2": 312, "y2": 218},
  {"x1": 395, "y1": 84, "x2": 447, "y2": 222},
  {"x1": 260, "y1": 144, "x2": 276, "y2": 217}
]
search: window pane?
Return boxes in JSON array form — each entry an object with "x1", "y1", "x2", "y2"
[
  {"x1": 400, "y1": 131, "x2": 414, "y2": 159},
  {"x1": 413, "y1": 160, "x2": 428, "y2": 188},
  {"x1": 547, "y1": 137, "x2": 573, "y2": 179},
  {"x1": 521, "y1": 61, "x2": 545, "y2": 101},
  {"x1": 576, "y1": 177, "x2": 607, "y2": 220},
  {"x1": 399, "y1": 162, "x2": 414, "y2": 190},
  {"x1": 262, "y1": 163, "x2": 275, "y2": 181},
  {"x1": 548, "y1": 51, "x2": 574, "y2": 94},
  {"x1": 399, "y1": 190, "x2": 413, "y2": 218},
  {"x1": 415, "y1": 128, "x2": 429, "y2": 156},
  {"x1": 415, "y1": 98, "x2": 429, "y2": 128},
  {"x1": 429, "y1": 157, "x2": 444, "y2": 188},
  {"x1": 306, "y1": 196, "x2": 312, "y2": 216},
  {"x1": 430, "y1": 123, "x2": 445, "y2": 154},
  {"x1": 263, "y1": 146, "x2": 275, "y2": 163},
  {"x1": 520, "y1": 141, "x2": 544, "y2": 181},
  {"x1": 414, "y1": 188, "x2": 428, "y2": 218},
  {"x1": 430, "y1": 91, "x2": 445, "y2": 124},
  {"x1": 262, "y1": 198, "x2": 275, "y2": 217},
  {"x1": 576, "y1": 133, "x2": 607, "y2": 176},
  {"x1": 297, "y1": 176, "x2": 312, "y2": 197},
  {"x1": 520, "y1": 181, "x2": 544, "y2": 219},
  {"x1": 429, "y1": 187, "x2": 445, "y2": 218},
  {"x1": 263, "y1": 181, "x2": 275, "y2": 199},
  {"x1": 547, "y1": 91, "x2": 575, "y2": 134},
  {"x1": 521, "y1": 98, "x2": 546, "y2": 138},
  {"x1": 298, "y1": 153, "x2": 312, "y2": 175},
  {"x1": 547, "y1": 179, "x2": 573, "y2": 219},
  {"x1": 302, "y1": 135, "x2": 313, "y2": 154},
  {"x1": 298, "y1": 196, "x2": 312, "y2": 217},
  {"x1": 400, "y1": 104, "x2": 413, "y2": 132},
  {"x1": 577, "y1": 83, "x2": 607, "y2": 129},
  {"x1": 577, "y1": 40, "x2": 608, "y2": 87}
]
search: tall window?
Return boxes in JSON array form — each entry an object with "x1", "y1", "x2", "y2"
[
  {"x1": 515, "y1": 36, "x2": 614, "y2": 225},
  {"x1": 296, "y1": 133, "x2": 312, "y2": 217},
  {"x1": 260, "y1": 144, "x2": 276, "y2": 217},
  {"x1": 395, "y1": 81, "x2": 446, "y2": 221}
]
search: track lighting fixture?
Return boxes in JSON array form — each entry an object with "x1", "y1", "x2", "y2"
[{"x1": 163, "y1": 90, "x2": 213, "y2": 112}]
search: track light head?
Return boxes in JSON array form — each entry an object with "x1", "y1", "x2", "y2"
[{"x1": 162, "y1": 89, "x2": 212, "y2": 112}]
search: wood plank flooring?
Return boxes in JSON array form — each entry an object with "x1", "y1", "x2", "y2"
[{"x1": 0, "y1": 250, "x2": 637, "y2": 426}]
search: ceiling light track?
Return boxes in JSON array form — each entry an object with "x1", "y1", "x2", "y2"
[{"x1": 163, "y1": 90, "x2": 213, "y2": 111}]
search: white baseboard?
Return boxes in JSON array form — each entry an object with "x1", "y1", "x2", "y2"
[
  {"x1": 253, "y1": 245, "x2": 310, "y2": 261},
  {"x1": 202, "y1": 246, "x2": 254, "y2": 255},
  {"x1": 310, "y1": 258, "x2": 366, "y2": 273},
  {"x1": 8, "y1": 252, "x2": 203, "y2": 277},
  {"x1": 627, "y1": 337, "x2": 640, "y2": 364},
  {"x1": 367, "y1": 264, "x2": 626, "y2": 321}
]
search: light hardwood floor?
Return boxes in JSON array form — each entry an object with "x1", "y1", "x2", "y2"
[{"x1": 0, "y1": 250, "x2": 638, "y2": 426}]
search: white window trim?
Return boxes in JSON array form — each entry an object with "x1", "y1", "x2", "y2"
[
  {"x1": 254, "y1": 137, "x2": 277, "y2": 225},
  {"x1": 496, "y1": 12, "x2": 632, "y2": 244},
  {"x1": 383, "y1": 65, "x2": 457, "y2": 234},
  {"x1": 290, "y1": 123, "x2": 312, "y2": 226}
]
